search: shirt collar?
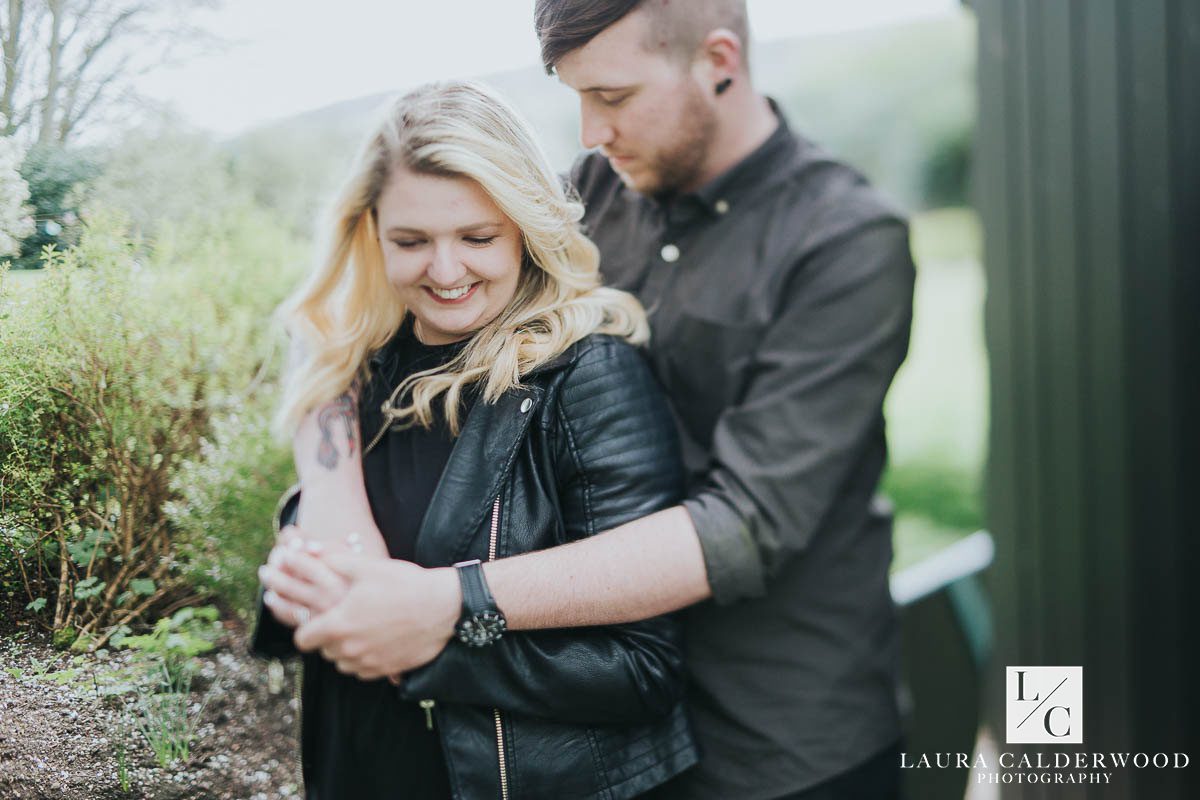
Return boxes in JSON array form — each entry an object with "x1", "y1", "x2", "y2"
[{"x1": 653, "y1": 97, "x2": 796, "y2": 223}]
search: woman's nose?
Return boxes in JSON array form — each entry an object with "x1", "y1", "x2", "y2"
[{"x1": 426, "y1": 242, "x2": 467, "y2": 285}]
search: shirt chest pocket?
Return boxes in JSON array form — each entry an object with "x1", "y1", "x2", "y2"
[{"x1": 658, "y1": 311, "x2": 763, "y2": 447}]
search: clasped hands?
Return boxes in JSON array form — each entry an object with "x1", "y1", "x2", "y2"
[{"x1": 258, "y1": 525, "x2": 460, "y2": 681}]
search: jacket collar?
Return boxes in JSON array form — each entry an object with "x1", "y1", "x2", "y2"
[
  {"x1": 410, "y1": 338, "x2": 584, "y2": 565},
  {"x1": 414, "y1": 383, "x2": 544, "y2": 565}
]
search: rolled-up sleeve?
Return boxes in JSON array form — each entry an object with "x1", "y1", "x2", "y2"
[{"x1": 683, "y1": 221, "x2": 915, "y2": 604}]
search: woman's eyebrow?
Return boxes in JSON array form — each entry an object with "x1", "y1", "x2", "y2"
[
  {"x1": 456, "y1": 221, "x2": 504, "y2": 233},
  {"x1": 384, "y1": 221, "x2": 503, "y2": 236}
]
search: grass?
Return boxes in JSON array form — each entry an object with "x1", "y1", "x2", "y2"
[
  {"x1": 887, "y1": 206, "x2": 988, "y2": 571},
  {"x1": 132, "y1": 662, "x2": 212, "y2": 768}
]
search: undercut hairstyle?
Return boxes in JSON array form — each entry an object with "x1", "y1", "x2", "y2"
[{"x1": 534, "y1": 0, "x2": 750, "y2": 74}]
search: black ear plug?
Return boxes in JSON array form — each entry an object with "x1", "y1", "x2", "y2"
[{"x1": 715, "y1": 77, "x2": 733, "y2": 95}]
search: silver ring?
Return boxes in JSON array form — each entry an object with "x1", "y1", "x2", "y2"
[{"x1": 296, "y1": 606, "x2": 311, "y2": 626}]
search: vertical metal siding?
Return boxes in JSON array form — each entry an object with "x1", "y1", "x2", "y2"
[{"x1": 974, "y1": 0, "x2": 1198, "y2": 797}]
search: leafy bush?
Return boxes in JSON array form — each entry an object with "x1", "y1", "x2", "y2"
[
  {"x1": 0, "y1": 205, "x2": 300, "y2": 643},
  {"x1": 884, "y1": 460, "x2": 983, "y2": 533},
  {"x1": 166, "y1": 408, "x2": 293, "y2": 621},
  {"x1": 114, "y1": 605, "x2": 222, "y2": 681},
  {"x1": 13, "y1": 145, "x2": 99, "y2": 270}
]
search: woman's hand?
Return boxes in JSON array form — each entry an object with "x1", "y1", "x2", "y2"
[
  {"x1": 292, "y1": 555, "x2": 461, "y2": 680},
  {"x1": 260, "y1": 525, "x2": 365, "y2": 627}
]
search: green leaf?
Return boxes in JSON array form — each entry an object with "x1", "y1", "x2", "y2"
[
  {"x1": 109, "y1": 625, "x2": 131, "y2": 648},
  {"x1": 130, "y1": 578, "x2": 156, "y2": 596},
  {"x1": 66, "y1": 527, "x2": 113, "y2": 566},
  {"x1": 73, "y1": 575, "x2": 105, "y2": 600},
  {"x1": 25, "y1": 597, "x2": 47, "y2": 612}
]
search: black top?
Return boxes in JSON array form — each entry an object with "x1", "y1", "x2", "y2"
[
  {"x1": 569, "y1": 102, "x2": 914, "y2": 796},
  {"x1": 304, "y1": 318, "x2": 468, "y2": 800}
]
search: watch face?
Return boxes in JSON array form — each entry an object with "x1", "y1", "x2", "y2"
[{"x1": 457, "y1": 610, "x2": 507, "y2": 647}]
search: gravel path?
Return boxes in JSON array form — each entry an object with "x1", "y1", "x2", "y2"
[{"x1": 0, "y1": 630, "x2": 302, "y2": 800}]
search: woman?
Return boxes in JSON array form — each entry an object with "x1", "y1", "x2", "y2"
[{"x1": 251, "y1": 80, "x2": 697, "y2": 799}]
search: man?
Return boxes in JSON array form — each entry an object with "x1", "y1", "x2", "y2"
[{"x1": 279, "y1": 1, "x2": 915, "y2": 797}]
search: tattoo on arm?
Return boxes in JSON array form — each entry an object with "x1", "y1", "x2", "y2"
[{"x1": 316, "y1": 387, "x2": 359, "y2": 470}]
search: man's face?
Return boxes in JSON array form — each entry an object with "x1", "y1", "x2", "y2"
[{"x1": 555, "y1": 8, "x2": 716, "y2": 196}]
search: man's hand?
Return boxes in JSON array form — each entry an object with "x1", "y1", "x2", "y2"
[{"x1": 293, "y1": 555, "x2": 461, "y2": 680}]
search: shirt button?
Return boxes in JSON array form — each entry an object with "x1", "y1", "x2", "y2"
[
  {"x1": 519, "y1": 397, "x2": 533, "y2": 413},
  {"x1": 715, "y1": 199, "x2": 730, "y2": 214},
  {"x1": 660, "y1": 243, "x2": 680, "y2": 263}
]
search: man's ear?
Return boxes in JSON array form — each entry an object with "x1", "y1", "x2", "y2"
[{"x1": 696, "y1": 27, "x2": 744, "y2": 85}]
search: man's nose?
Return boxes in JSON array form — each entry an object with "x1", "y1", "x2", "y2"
[
  {"x1": 579, "y1": 103, "x2": 615, "y2": 150},
  {"x1": 426, "y1": 242, "x2": 467, "y2": 285}
]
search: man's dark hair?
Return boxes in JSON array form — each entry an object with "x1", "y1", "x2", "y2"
[{"x1": 534, "y1": 0, "x2": 750, "y2": 75}]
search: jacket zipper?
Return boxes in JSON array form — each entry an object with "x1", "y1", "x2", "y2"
[
  {"x1": 487, "y1": 495, "x2": 509, "y2": 800},
  {"x1": 365, "y1": 417, "x2": 388, "y2": 455}
]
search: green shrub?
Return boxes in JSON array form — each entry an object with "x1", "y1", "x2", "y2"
[
  {"x1": 166, "y1": 406, "x2": 293, "y2": 621},
  {"x1": 0, "y1": 207, "x2": 300, "y2": 643},
  {"x1": 14, "y1": 145, "x2": 99, "y2": 270},
  {"x1": 114, "y1": 605, "x2": 222, "y2": 681},
  {"x1": 884, "y1": 460, "x2": 982, "y2": 533}
]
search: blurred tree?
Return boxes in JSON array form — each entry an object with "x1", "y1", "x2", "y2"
[
  {"x1": 0, "y1": 132, "x2": 34, "y2": 256},
  {"x1": 14, "y1": 143, "x2": 97, "y2": 268},
  {"x1": 1, "y1": 0, "x2": 218, "y2": 145},
  {"x1": 921, "y1": 124, "x2": 972, "y2": 209},
  {"x1": 86, "y1": 120, "x2": 243, "y2": 237}
]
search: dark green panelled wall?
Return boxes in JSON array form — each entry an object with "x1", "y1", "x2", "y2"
[{"x1": 972, "y1": 0, "x2": 1198, "y2": 797}]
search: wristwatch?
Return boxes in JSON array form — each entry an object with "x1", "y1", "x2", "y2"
[{"x1": 452, "y1": 559, "x2": 507, "y2": 647}]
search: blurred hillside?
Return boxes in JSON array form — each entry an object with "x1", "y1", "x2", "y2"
[{"x1": 228, "y1": 13, "x2": 974, "y2": 234}]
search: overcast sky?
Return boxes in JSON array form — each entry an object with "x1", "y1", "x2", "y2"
[{"x1": 136, "y1": 0, "x2": 960, "y2": 136}]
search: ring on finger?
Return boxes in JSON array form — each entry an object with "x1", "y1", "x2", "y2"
[{"x1": 296, "y1": 606, "x2": 311, "y2": 626}]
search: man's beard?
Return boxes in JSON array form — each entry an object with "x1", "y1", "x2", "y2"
[{"x1": 625, "y1": 85, "x2": 716, "y2": 196}]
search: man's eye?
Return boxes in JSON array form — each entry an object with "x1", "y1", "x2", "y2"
[
  {"x1": 599, "y1": 93, "x2": 630, "y2": 107},
  {"x1": 464, "y1": 236, "x2": 497, "y2": 246}
]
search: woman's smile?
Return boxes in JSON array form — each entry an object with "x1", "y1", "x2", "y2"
[{"x1": 424, "y1": 281, "x2": 481, "y2": 303}]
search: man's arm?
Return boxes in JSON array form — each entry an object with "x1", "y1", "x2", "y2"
[
  {"x1": 486, "y1": 505, "x2": 709, "y2": 629},
  {"x1": 483, "y1": 221, "x2": 914, "y2": 626}
]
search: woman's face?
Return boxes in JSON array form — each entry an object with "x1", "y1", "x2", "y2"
[{"x1": 376, "y1": 167, "x2": 524, "y2": 345}]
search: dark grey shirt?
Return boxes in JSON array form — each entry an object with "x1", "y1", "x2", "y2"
[{"x1": 570, "y1": 106, "x2": 914, "y2": 799}]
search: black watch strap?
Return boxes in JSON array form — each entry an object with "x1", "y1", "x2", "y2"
[{"x1": 453, "y1": 559, "x2": 506, "y2": 647}]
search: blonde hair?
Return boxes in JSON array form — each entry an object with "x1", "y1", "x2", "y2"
[{"x1": 274, "y1": 80, "x2": 648, "y2": 438}]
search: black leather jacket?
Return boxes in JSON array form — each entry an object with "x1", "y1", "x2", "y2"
[{"x1": 253, "y1": 334, "x2": 698, "y2": 799}]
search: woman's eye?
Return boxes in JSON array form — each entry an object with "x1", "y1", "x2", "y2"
[
  {"x1": 464, "y1": 236, "x2": 497, "y2": 246},
  {"x1": 393, "y1": 239, "x2": 424, "y2": 249}
]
